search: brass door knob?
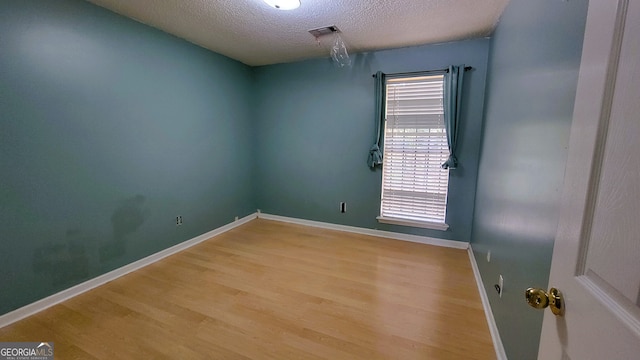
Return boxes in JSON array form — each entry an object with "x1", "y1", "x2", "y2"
[
  {"x1": 525, "y1": 288, "x2": 549, "y2": 309},
  {"x1": 525, "y1": 287, "x2": 564, "y2": 316}
]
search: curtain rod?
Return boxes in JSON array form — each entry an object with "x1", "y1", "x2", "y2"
[{"x1": 372, "y1": 66, "x2": 473, "y2": 77}]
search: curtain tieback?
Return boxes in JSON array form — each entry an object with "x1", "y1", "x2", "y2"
[
  {"x1": 368, "y1": 144, "x2": 383, "y2": 168},
  {"x1": 441, "y1": 155, "x2": 457, "y2": 170}
]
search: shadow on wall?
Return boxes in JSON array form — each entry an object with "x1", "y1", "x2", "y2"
[
  {"x1": 32, "y1": 228, "x2": 91, "y2": 287},
  {"x1": 100, "y1": 194, "x2": 148, "y2": 263},
  {"x1": 30, "y1": 194, "x2": 149, "y2": 287}
]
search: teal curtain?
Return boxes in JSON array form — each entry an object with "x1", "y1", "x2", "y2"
[
  {"x1": 368, "y1": 71, "x2": 386, "y2": 168},
  {"x1": 442, "y1": 65, "x2": 465, "y2": 169}
]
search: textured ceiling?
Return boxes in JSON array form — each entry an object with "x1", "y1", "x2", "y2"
[{"x1": 86, "y1": 0, "x2": 510, "y2": 66}]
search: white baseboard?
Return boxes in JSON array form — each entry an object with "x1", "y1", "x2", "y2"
[
  {"x1": 257, "y1": 213, "x2": 468, "y2": 249},
  {"x1": 0, "y1": 213, "x2": 258, "y2": 329},
  {"x1": 468, "y1": 245, "x2": 508, "y2": 360}
]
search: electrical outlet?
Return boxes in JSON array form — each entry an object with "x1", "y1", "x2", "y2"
[
  {"x1": 176, "y1": 216, "x2": 183, "y2": 226},
  {"x1": 487, "y1": 250, "x2": 491, "y2": 263},
  {"x1": 235, "y1": 216, "x2": 239, "y2": 221},
  {"x1": 340, "y1": 202, "x2": 346, "y2": 213}
]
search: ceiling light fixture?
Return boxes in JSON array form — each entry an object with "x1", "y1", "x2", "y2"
[{"x1": 263, "y1": 0, "x2": 300, "y2": 10}]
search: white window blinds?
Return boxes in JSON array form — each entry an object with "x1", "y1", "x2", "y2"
[{"x1": 379, "y1": 75, "x2": 450, "y2": 226}]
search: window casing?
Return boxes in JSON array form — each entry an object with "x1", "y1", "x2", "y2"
[{"x1": 378, "y1": 75, "x2": 450, "y2": 230}]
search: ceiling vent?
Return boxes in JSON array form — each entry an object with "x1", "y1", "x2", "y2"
[
  {"x1": 307, "y1": 25, "x2": 350, "y2": 67},
  {"x1": 308, "y1": 25, "x2": 339, "y2": 38}
]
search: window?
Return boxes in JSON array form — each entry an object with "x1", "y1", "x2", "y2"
[{"x1": 377, "y1": 75, "x2": 450, "y2": 230}]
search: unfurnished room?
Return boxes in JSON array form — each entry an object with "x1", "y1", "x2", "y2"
[{"x1": 1, "y1": 0, "x2": 639, "y2": 359}]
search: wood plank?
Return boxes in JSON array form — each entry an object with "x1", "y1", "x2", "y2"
[{"x1": 0, "y1": 219, "x2": 495, "y2": 359}]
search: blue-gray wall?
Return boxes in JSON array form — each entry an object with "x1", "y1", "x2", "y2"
[
  {"x1": 0, "y1": 0, "x2": 255, "y2": 314},
  {"x1": 470, "y1": 0, "x2": 589, "y2": 359},
  {"x1": 0, "y1": 6, "x2": 589, "y2": 355},
  {"x1": 253, "y1": 40, "x2": 490, "y2": 242}
]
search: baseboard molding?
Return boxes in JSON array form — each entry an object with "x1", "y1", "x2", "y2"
[
  {"x1": 468, "y1": 245, "x2": 508, "y2": 360},
  {"x1": 257, "y1": 213, "x2": 468, "y2": 249},
  {"x1": 0, "y1": 212, "x2": 258, "y2": 329}
]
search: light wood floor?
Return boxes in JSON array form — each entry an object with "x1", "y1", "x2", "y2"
[{"x1": 0, "y1": 219, "x2": 495, "y2": 359}]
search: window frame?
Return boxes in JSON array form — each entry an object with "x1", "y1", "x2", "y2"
[{"x1": 377, "y1": 72, "x2": 451, "y2": 231}]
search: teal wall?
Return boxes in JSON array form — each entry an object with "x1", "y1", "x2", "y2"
[
  {"x1": 470, "y1": 0, "x2": 589, "y2": 359},
  {"x1": 0, "y1": 0, "x2": 255, "y2": 314},
  {"x1": 1, "y1": 2, "x2": 586, "y2": 345},
  {"x1": 253, "y1": 40, "x2": 490, "y2": 242}
]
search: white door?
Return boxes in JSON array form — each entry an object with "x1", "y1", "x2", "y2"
[{"x1": 537, "y1": 0, "x2": 640, "y2": 359}]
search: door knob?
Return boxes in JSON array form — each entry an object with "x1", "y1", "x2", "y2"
[{"x1": 525, "y1": 287, "x2": 564, "y2": 316}]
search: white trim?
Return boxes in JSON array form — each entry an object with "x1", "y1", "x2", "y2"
[
  {"x1": 257, "y1": 213, "x2": 467, "y2": 249},
  {"x1": 0, "y1": 213, "x2": 258, "y2": 329},
  {"x1": 376, "y1": 216, "x2": 449, "y2": 231},
  {"x1": 468, "y1": 245, "x2": 508, "y2": 360}
]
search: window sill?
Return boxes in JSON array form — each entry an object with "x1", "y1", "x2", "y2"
[{"x1": 376, "y1": 216, "x2": 449, "y2": 231}]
